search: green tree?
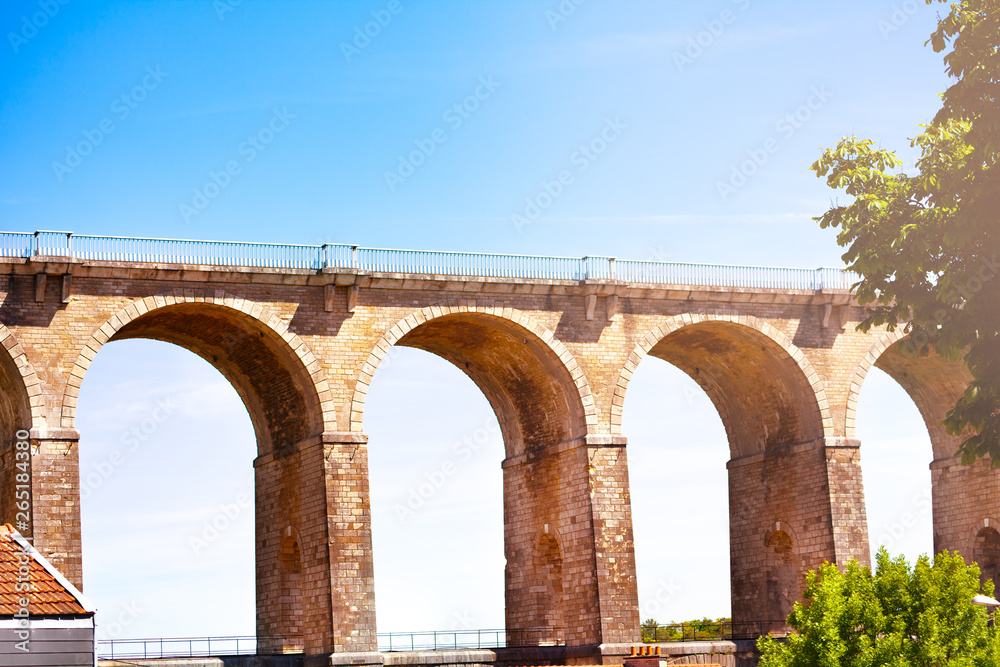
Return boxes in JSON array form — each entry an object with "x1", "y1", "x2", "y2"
[
  {"x1": 758, "y1": 549, "x2": 1000, "y2": 666},
  {"x1": 639, "y1": 616, "x2": 733, "y2": 642},
  {"x1": 810, "y1": 0, "x2": 1000, "y2": 463}
]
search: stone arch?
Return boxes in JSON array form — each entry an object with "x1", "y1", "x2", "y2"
[
  {"x1": 349, "y1": 305, "x2": 596, "y2": 458},
  {"x1": 845, "y1": 330, "x2": 907, "y2": 435},
  {"x1": 846, "y1": 331, "x2": 971, "y2": 459},
  {"x1": 612, "y1": 313, "x2": 832, "y2": 458},
  {"x1": 764, "y1": 520, "x2": 798, "y2": 546},
  {"x1": 60, "y1": 290, "x2": 334, "y2": 456}
]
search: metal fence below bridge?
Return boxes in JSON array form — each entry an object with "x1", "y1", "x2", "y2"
[
  {"x1": 96, "y1": 628, "x2": 564, "y2": 659},
  {"x1": 97, "y1": 623, "x2": 789, "y2": 659},
  {"x1": 378, "y1": 627, "x2": 564, "y2": 652},
  {"x1": 643, "y1": 620, "x2": 790, "y2": 643},
  {"x1": 98, "y1": 635, "x2": 281, "y2": 660}
]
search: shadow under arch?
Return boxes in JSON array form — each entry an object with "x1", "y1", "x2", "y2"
[
  {"x1": 350, "y1": 306, "x2": 596, "y2": 458},
  {"x1": 613, "y1": 314, "x2": 832, "y2": 457},
  {"x1": 0, "y1": 323, "x2": 46, "y2": 555},
  {"x1": 0, "y1": 324, "x2": 44, "y2": 435},
  {"x1": 61, "y1": 290, "x2": 334, "y2": 456},
  {"x1": 846, "y1": 331, "x2": 971, "y2": 460},
  {"x1": 845, "y1": 332, "x2": 998, "y2": 578},
  {"x1": 614, "y1": 313, "x2": 842, "y2": 626},
  {"x1": 351, "y1": 305, "x2": 625, "y2": 648}
]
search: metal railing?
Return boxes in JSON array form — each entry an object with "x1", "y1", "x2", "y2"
[
  {"x1": 0, "y1": 230, "x2": 858, "y2": 291},
  {"x1": 96, "y1": 622, "x2": 789, "y2": 659},
  {"x1": 642, "y1": 619, "x2": 790, "y2": 642},
  {"x1": 378, "y1": 627, "x2": 565, "y2": 652},
  {"x1": 96, "y1": 629, "x2": 562, "y2": 659},
  {"x1": 97, "y1": 635, "x2": 303, "y2": 659}
]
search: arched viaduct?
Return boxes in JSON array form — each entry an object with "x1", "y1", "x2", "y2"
[{"x1": 0, "y1": 232, "x2": 994, "y2": 663}]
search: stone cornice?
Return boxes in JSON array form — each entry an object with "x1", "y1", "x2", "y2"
[{"x1": 1, "y1": 257, "x2": 858, "y2": 307}]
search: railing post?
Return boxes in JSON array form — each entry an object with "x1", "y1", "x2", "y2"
[
  {"x1": 66, "y1": 232, "x2": 72, "y2": 258},
  {"x1": 352, "y1": 245, "x2": 359, "y2": 270},
  {"x1": 582, "y1": 256, "x2": 589, "y2": 280},
  {"x1": 609, "y1": 257, "x2": 616, "y2": 280},
  {"x1": 320, "y1": 244, "x2": 328, "y2": 269},
  {"x1": 33, "y1": 230, "x2": 39, "y2": 257}
]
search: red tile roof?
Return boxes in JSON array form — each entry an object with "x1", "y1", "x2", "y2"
[{"x1": 0, "y1": 523, "x2": 93, "y2": 616}]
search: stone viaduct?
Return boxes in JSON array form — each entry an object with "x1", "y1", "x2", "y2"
[{"x1": 0, "y1": 232, "x2": 995, "y2": 664}]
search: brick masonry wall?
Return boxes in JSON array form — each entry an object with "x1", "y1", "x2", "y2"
[
  {"x1": 504, "y1": 440, "x2": 602, "y2": 647},
  {"x1": 587, "y1": 441, "x2": 640, "y2": 644},
  {"x1": 29, "y1": 435, "x2": 82, "y2": 587},
  {"x1": 729, "y1": 444, "x2": 832, "y2": 623},
  {"x1": 0, "y1": 258, "x2": 996, "y2": 656},
  {"x1": 933, "y1": 457, "x2": 1000, "y2": 573},
  {"x1": 728, "y1": 437, "x2": 869, "y2": 625},
  {"x1": 323, "y1": 436, "x2": 378, "y2": 653},
  {"x1": 501, "y1": 437, "x2": 639, "y2": 648},
  {"x1": 824, "y1": 440, "x2": 870, "y2": 566},
  {"x1": 256, "y1": 440, "x2": 332, "y2": 655}
]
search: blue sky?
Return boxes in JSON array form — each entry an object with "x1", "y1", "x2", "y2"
[{"x1": 2, "y1": 0, "x2": 948, "y2": 641}]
